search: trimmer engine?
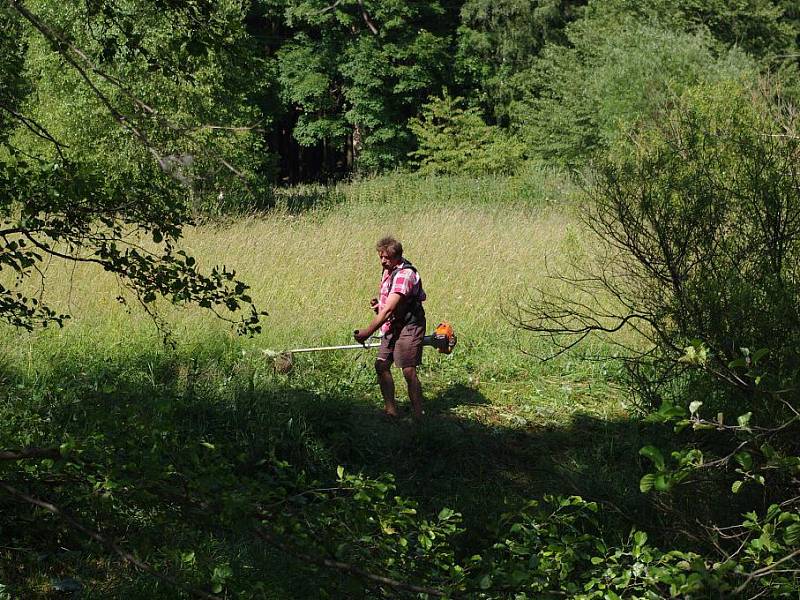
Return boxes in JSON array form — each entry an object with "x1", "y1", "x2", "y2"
[{"x1": 423, "y1": 321, "x2": 457, "y2": 354}]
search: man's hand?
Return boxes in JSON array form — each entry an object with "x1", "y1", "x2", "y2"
[
  {"x1": 354, "y1": 329, "x2": 371, "y2": 344},
  {"x1": 369, "y1": 297, "x2": 379, "y2": 313}
]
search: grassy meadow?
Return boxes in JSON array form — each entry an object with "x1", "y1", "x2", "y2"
[{"x1": 1, "y1": 169, "x2": 654, "y2": 598}]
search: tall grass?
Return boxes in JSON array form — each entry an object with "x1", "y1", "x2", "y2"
[
  {"x1": 1, "y1": 166, "x2": 629, "y2": 426},
  {"x1": 5, "y1": 167, "x2": 580, "y2": 355}
]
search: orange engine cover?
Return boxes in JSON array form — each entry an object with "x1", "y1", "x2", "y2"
[{"x1": 432, "y1": 321, "x2": 456, "y2": 354}]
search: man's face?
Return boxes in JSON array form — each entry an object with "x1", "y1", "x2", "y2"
[{"x1": 379, "y1": 250, "x2": 401, "y2": 271}]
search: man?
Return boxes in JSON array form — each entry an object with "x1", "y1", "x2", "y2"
[{"x1": 354, "y1": 237, "x2": 426, "y2": 419}]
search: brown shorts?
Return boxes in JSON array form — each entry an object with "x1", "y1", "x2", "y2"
[{"x1": 376, "y1": 322, "x2": 426, "y2": 368}]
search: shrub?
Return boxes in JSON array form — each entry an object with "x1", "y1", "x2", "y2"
[
  {"x1": 518, "y1": 17, "x2": 756, "y2": 165},
  {"x1": 519, "y1": 78, "x2": 800, "y2": 411},
  {"x1": 515, "y1": 75, "x2": 800, "y2": 599},
  {"x1": 409, "y1": 92, "x2": 527, "y2": 176}
]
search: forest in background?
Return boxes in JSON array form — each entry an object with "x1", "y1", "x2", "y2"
[
  {"x1": 5, "y1": 0, "x2": 800, "y2": 190},
  {"x1": 2, "y1": 0, "x2": 800, "y2": 598}
]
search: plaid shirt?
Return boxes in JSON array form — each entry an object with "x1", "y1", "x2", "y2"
[{"x1": 379, "y1": 260, "x2": 426, "y2": 333}]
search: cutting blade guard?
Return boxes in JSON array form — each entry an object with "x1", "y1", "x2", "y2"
[{"x1": 424, "y1": 321, "x2": 457, "y2": 354}]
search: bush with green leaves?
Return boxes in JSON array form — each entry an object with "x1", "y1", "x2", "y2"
[
  {"x1": 408, "y1": 93, "x2": 527, "y2": 176},
  {"x1": 520, "y1": 77, "x2": 800, "y2": 413},
  {"x1": 517, "y1": 77, "x2": 800, "y2": 595},
  {"x1": 11, "y1": 0, "x2": 275, "y2": 212},
  {"x1": 517, "y1": 11, "x2": 756, "y2": 164}
]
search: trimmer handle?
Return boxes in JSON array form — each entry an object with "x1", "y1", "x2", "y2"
[{"x1": 354, "y1": 329, "x2": 366, "y2": 347}]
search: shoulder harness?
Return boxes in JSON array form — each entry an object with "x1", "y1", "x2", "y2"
[{"x1": 388, "y1": 259, "x2": 425, "y2": 325}]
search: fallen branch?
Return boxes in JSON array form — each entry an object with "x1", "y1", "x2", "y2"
[
  {"x1": 0, "y1": 481, "x2": 222, "y2": 600},
  {"x1": 0, "y1": 447, "x2": 62, "y2": 461},
  {"x1": 254, "y1": 524, "x2": 451, "y2": 597}
]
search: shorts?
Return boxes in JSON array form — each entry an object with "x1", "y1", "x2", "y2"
[{"x1": 376, "y1": 321, "x2": 426, "y2": 368}]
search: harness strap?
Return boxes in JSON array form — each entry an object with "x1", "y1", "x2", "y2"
[{"x1": 388, "y1": 260, "x2": 425, "y2": 326}]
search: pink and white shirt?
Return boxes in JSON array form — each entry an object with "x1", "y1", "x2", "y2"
[{"x1": 378, "y1": 260, "x2": 426, "y2": 333}]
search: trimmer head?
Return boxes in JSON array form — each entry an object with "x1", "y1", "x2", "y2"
[{"x1": 274, "y1": 351, "x2": 294, "y2": 374}]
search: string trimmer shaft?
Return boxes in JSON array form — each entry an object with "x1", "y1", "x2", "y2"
[{"x1": 267, "y1": 321, "x2": 457, "y2": 373}]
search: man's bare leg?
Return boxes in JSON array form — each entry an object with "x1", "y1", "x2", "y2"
[
  {"x1": 376, "y1": 359, "x2": 399, "y2": 416},
  {"x1": 402, "y1": 366, "x2": 423, "y2": 419}
]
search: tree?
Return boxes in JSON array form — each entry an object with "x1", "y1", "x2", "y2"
[
  {"x1": 14, "y1": 0, "x2": 277, "y2": 213},
  {"x1": 0, "y1": 0, "x2": 265, "y2": 333},
  {"x1": 508, "y1": 0, "x2": 800, "y2": 166},
  {"x1": 518, "y1": 12, "x2": 756, "y2": 165},
  {"x1": 273, "y1": 0, "x2": 455, "y2": 172},
  {"x1": 408, "y1": 92, "x2": 526, "y2": 176},
  {"x1": 455, "y1": 0, "x2": 583, "y2": 126}
]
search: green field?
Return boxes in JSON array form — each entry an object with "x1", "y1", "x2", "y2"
[{"x1": 1, "y1": 171, "x2": 656, "y2": 598}]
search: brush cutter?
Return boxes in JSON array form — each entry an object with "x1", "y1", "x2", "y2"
[{"x1": 266, "y1": 321, "x2": 457, "y2": 373}]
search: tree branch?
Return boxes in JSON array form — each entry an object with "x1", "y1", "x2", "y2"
[
  {"x1": 356, "y1": 0, "x2": 378, "y2": 34},
  {"x1": 0, "y1": 102, "x2": 68, "y2": 159},
  {"x1": 734, "y1": 548, "x2": 800, "y2": 595},
  {"x1": 0, "y1": 481, "x2": 222, "y2": 600},
  {"x1": 317, "y1": 0, "x2": 343, "y2": 14},
  {"x1": 254, "y1": 525, "x2": 452, "y2": 597},
  {"x1": 0, "y1": 447, "x2": 62, "y2": 461}
]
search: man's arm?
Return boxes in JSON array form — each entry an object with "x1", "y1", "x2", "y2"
[{"x1": 354, "y1": 292, "x2": 402, "y2": 342}]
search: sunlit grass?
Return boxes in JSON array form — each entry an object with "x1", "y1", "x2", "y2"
[
  {"x1": 4, "y1": 169, "x2": 582, "y2": 350},
  {"x1": 0, "y1": 168, "x2": 632, "y2": 423}
]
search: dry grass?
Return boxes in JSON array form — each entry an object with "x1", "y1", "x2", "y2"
[{"x1": 5, "y1": 173, "x2": 588, "y2": 359}]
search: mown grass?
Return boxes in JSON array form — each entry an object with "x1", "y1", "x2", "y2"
[{"x1": 0, "y1": 168, "x2": 654, "y2": 598}]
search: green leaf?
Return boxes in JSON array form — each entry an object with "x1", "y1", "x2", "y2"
[
  {"x1": 653, "y1": 474, "x2": 671, "y2": 491},
  {"x1": 639, "y1": 473, "x2": 655, "y2": 493},
  {"x1": 731, "y1": 480, "x2": 743, "y2": 493},
  {"x1": 737, "y1": 412, "x2": 752, "y2": 428},
  {"x1": 674, "y1": 419, "x2": 691, "y2": 433},
  {"x1": 479, "y1": 575, "x2": 492, "y2": 590},
  {"x1": 735, "y1": 452, "x2": 753, "y2": 470},
  {"x1": 784, "y1": 523, "x2": 800, "y2": 545},
  {"x1": 692, "y1": 422, "x2": 717, "y2": 430},
  {"x1": 639, "y1": 446, "x2": 665, "y2": 471},
  {"x1": 766, "y1": 504, "x2": 781, "y2": 521},
  {"x1": 656, "y1": 401, "x2": 685, "y2": 420},
  {"x1": 761, "y1": 443, "x2": 777, "y2": 459},
  {"x1": 336, "y1": 465, "x2": 344, "y2": 479},
  {"x1": 689, "y1": 400, "x2": 703, "y2": 415},
  {"x1": 634, "y1": 531, "x2": 648, "y2": 548},
  {"x1": 438, "y1": 507, "x2": 454, "y2": 521}
]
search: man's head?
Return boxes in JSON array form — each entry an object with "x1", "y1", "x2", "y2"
[{"x1": 376, "y1": 236, "x2": 403, "y2": 271}]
